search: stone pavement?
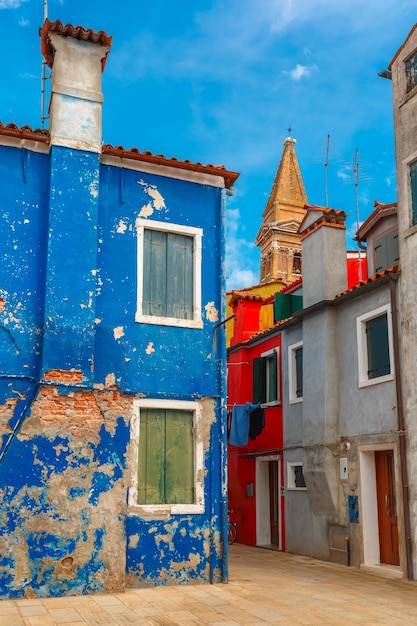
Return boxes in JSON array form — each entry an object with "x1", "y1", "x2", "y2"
[{"x1": 1, "y1": 543, "x2": 417, "y2": 625}]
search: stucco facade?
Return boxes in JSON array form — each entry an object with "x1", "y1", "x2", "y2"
[
  {"x1": 389, "y1": 22, "x2": 417, "y2": 580},
  {"x1": 0, "y1": 19, "x2": 239, "y2": 597}
]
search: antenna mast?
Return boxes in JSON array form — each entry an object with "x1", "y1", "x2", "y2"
[
  {"x1": 353, "y1": 148, "x2": 363, "y2": 282},
  {"x1": 41, "y1": 0, "x2": 49, "y2": 130},
  {"x1": 324, "y1": 134, "x2": 330, "y2": 207}
]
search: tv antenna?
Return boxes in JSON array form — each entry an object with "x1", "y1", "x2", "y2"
[
  {"x1": 41, "y1": 0, "x2": 50, "y2": 129},
  {"x1": 324, "y1": 134, "x2": 330, "y2": 207},
  {"x1": 353, "y1": 148, "x2": 363, "y2": 281}
]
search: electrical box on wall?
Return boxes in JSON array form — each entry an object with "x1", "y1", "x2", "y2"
[{"x1": 340, "y1": 457, "x2": 348, "y2": 481}]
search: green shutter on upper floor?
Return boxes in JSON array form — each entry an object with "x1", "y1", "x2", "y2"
[{"x1": 366, "y1": 314, "x2": 390, "y2": 379}]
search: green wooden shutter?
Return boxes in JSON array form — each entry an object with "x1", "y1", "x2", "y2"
[
  {"x1": 375, "y1": 237, "x2": 387, "y2": 273},
  {"x1": 295, "y1": 347, "x2": 303, "y2": 398},
  {"x1": 165, "y1": 410, "x2": 194, "y2": 504},
  {"x1": 253, "y1": 357, "x2": 266, "y2": 403},
  {"x1": 138, "y1": 408, "x2": 166, "y2": 504},
  {"x1": 143, "y1": 229, "x2": 167, "y2": 316},
  {"x1": 138, "y1": 408, "x2": 194, "y2": 505},
  {"x1": 267, "y1": 352, "x2": 278, "y2": 402},
  {"x1": 388, "y1": 231, "x2": 399, "y2": 265},
  {"x1": 366, "y1": 314, "x2": 390, "y2": 379},
  {"x1": 411, "y1": 161, "x2": 417, "y2": 226},
  {"x1": 290, "y1": 295, "x2": 303, "y2": 314},
  {"x1": 167, "y1": 233, "x2": 193, "y2": 319},
  {"x1": 274, "y1": 293, "x2": 292, "y2": 322}
]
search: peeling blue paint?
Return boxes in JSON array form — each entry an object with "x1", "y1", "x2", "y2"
[{"x1": 0, "y1": 136, "x2": 228, "y2": 596}]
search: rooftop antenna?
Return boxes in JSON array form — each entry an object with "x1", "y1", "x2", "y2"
[
  {"x1": 41, "y1": 0, "x2": 50, "y2": 129},
  {"x1": 353, "y1": 148, "x2": 363, "y2": 282},
  {"x1": 324, "y1": 134, "x2": 330, "y2": 207}
]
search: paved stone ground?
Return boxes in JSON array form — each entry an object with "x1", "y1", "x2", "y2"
[{"x1": 1, "y1": 543, "x2": 417, "y2": 625}]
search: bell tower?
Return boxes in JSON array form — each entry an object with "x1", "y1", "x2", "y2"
[{"x1": 255, "y1": 137, "x2": 308, "y2": 284}]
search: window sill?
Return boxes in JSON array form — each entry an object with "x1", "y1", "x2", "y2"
[
  {"x1": 261, "y1": 401, "x2": 281, "y2": 408},
  {"x1": 128, "y1": 503, "x2": 205, "y2": 518},
  {"x1": 135, "y1": 313, "x2": 203, "y2": 329},
  {"x1": 405, "y1": 222, "x2": 417, "y2": 239},
  {"x1": 286, "y1": 487, "x2": 307, "y2": 492},
  {"x1": 289, "y1": 397, "x2": 303, "y2": 405},
  {"x1": 358, "y1": 373, "x2": 394, "y2": 388}
]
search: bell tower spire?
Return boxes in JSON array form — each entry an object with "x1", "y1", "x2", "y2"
[{"x1": 255, "y1": 136, "x2": 308, "y2": 284}]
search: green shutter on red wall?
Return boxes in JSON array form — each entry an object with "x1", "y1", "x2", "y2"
[
  {"x1": 253, "y1": 357, "x2": 267, "y2": 403},
  {"x1": 267, "y1": 351, "x2": 277, "y2": 403}
]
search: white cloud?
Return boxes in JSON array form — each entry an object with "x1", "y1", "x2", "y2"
[
  {"x1": 285, "y1": 63, "x2": 318, "y2": 81},
  {"x1": 18, "y1": 16, "x2": 29, "y2": 26},
  {"x1": 0, "y1": 0, "x2": 28, "y2": 8}
]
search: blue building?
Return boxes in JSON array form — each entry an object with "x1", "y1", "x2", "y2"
[{"x1": 0, "y1": 19, "x2": 239, "y2": 597}]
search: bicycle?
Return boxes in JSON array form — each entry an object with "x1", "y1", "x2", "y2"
[{"x1": 228, "y1": 510, "x2": 237, "y2": 544}]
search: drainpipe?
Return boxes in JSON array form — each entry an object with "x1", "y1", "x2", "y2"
[
  {"x1": 219, "y1": 188, "x2": 230, "y2": 583},
  {"x1": 390, "y1": 272, "x2": 413, "y2": 580}
]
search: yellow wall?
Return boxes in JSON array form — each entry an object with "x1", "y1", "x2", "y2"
[{"x1": 225, "y1": 281, "x2": 285, "y2": 347}]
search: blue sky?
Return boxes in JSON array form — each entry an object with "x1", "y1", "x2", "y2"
[{"x1": 0, "y1": 1, "x2": 415, "y2": 289}]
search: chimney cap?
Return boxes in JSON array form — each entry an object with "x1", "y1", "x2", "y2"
[{"x1": 39, "y1": 18, "x2": 112, "y2": 71}]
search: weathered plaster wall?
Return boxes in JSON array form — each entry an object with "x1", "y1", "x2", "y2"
[
  {"x1": 391, "y1": 27, "x2": 417, "y2": 578},
  {"x1": 0, "y1": 142, "x2": 226, "y2": 596},
  {"x1": 0, "y1": 375, "x2": 130, "y2": 597}
]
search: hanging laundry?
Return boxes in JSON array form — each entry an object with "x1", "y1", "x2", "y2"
[
  {"x1": 249, "y1": 406, "x2": 265, "y2": 440},
  {"x1": 229, "y1": 402, "x2": 260, "y2": 446}
]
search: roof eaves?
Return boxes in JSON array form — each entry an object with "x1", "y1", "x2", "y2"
[{"x1": 102, "y1": 144, "x2": 239, "y2": 189}]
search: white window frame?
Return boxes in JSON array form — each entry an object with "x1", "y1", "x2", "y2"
[
  {"x1": 287, "y1": 462, "x2": 307, "y2": 491},
  {"x1": 288, "y1": 341, "x2": 303, "y2": 404},
  {"x1": 129, "y1": 398, "x2": 204, "y2": 515},
  {"x1": 260, "y1": 347, "x2": 280, "y2": 406},
  {"x1": 136, "y1": 218, "x2": 203, "y2": 328},
  {"x1": 356, "y1": 304, "x2": 394, "y2": 388}
]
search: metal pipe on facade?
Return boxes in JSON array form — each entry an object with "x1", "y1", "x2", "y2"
[{"x1": 390, "y1": 272, "x2": 413, "y2": 580}]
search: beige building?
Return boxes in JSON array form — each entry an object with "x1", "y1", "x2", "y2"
[{"x1": 255, "y1": 137, "x2": 307, "y2": 285}]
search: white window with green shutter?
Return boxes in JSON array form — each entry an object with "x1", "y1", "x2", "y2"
[
  {"x1": 253, "y1": 348, "x2": 280, "y2": 406},
  {"x1": 136, "y1": 219, "x2": 203, "y2": 328},
  {"x1": 129, "y1": 399, "x2": 205, "y2": 514},
  {"x1": 356, "y1": 304, "x2": 394, "y2": 387}
]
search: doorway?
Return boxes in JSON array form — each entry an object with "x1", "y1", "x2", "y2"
[
  {"x1": 375, "y1": 450, "x2": 400, "y2": 565},
  {"x1": 360, "y1": 447, "x2": 401, "y2": 571},
  {"x1": 256, "y1": 455, "x2": 281, "y2": 548}
]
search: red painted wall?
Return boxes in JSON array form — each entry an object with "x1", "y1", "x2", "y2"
[{"x1": 227, "y1": 333, "x2": 285, "y2": 549}]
